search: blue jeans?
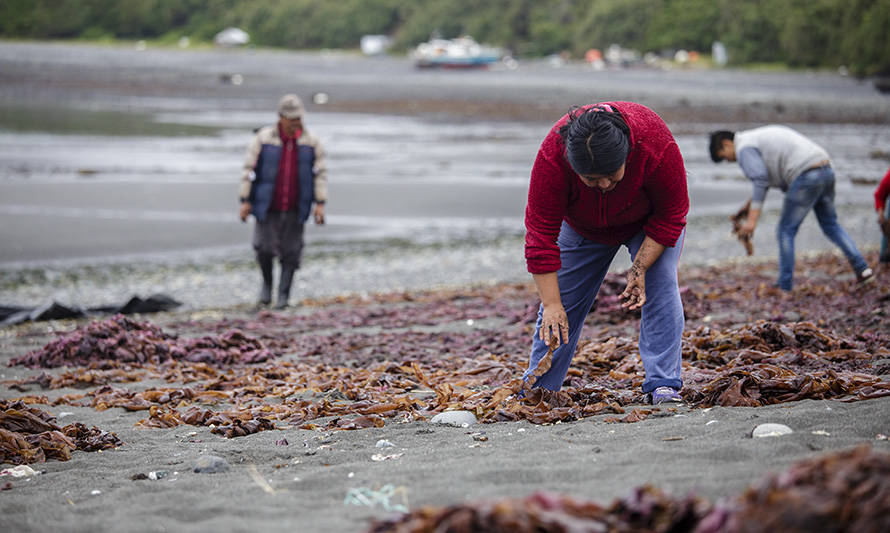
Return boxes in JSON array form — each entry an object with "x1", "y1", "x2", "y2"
[
  {"x1": 524, "y1": 223, "x2": 685, "y2": 393},
  {"x1": 777, "y1": 165, "x2": 867, "y2": 290}
]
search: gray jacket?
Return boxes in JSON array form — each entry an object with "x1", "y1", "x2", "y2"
[{"x1": 735, "y1": 125, "x2": 830, "y2": 209}]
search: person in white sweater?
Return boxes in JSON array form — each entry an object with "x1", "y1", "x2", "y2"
[{"x1": 709, "y1": 126, "x2": 872, "y2": 291}]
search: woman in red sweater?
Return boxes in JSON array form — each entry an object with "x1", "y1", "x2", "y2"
[
  {"x1": 876, "y1": 167, "x2": 890, "y2": 263},
  {"x1": 523, "y1": 102, "x2": 689, "y2": 404}
]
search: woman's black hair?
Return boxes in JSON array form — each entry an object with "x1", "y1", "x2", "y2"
[{"x1": 558, "y1": 105, "x2": 630, "y2": 176}]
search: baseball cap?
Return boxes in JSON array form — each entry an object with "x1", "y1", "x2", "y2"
[{"x1": 278, "y1": 94, "x2": 304, "y2": 119}]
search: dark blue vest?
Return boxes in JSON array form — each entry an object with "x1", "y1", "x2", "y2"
[{"x1": 250, "y1": 143, "x2": 316, "y2": 223}]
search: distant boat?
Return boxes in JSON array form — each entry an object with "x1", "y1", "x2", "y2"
[{"x1": 413, "y1": 36, "x2": 502, "y2": 69}]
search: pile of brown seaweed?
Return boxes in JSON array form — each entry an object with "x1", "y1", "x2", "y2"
[
  {"x1": 0, "y1": 399, "x2": 122, "y2": 465},
  {"x1": 10, "y1": 314, "x2": 275, "y2": 368},
  {"x1": 4, "y1": 253, "x2": 889, "y2": 437},
  {"x1": 725, "y1": 445, "x2": 890, "y2": 532},
  {"x1": 367, "y1": 445, "x2": 890, "y2": 533}
]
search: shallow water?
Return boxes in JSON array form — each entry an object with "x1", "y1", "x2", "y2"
[
  {"x1": 0, "y1": 106, "x2": 885, "y2": 261},
  {"x1": 0, "y1": 42, "x2": 886, "y2": 307}
]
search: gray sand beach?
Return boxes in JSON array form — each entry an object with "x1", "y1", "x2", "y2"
[
  {"x1": 1, "y1": 41, "x2": 890, "y2": 532},
  {"x1": 2, "y1": 361, "x2": 887, "y2": 533}
]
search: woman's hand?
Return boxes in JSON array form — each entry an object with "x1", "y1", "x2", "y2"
[
  {"x1": 540, "y1": 303, "x2": 569, "y2": 347},
  {"x1": 621, "y1": 264, "x2": 646, "y2": 310}
]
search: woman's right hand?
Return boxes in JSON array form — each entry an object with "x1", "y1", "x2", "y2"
[{"x1": 540, "y1": 303, "x2": 569, "y2": 348}]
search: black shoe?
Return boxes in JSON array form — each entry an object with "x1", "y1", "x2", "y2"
[
  {"x1": 276, "y1": 264, "x2": 298, "y2": 309},
  {"x1": 257, "y1": 253, "x2": 274, "y2": 305},
  {"x1": 258, "y1": 283, "x2": 272, "y2": 306}
]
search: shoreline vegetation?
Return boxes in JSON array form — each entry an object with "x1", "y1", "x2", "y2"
[{"x1": 2, "y1": 0, "x2": 889, "y2": 77}]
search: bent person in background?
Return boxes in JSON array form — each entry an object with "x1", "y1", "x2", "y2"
[
  {"x1": 709, "y1": 126, "x2": 872, "y2": 290},
  {"x1": 876, "y1": 166, "x2": 890, "y2": 264},
  {"x1": 239, "y1": 94, "x2": 327, "y2": 308},
  {"x1": 524, "y1": 102, "x2": 688, "y2": 405}
]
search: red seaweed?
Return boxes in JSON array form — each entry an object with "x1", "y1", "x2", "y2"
[
  {"x1": 4, "y1": 252, "x2": 888, "y2": 438},
  {"x1": 0, "y1": 400, "x2": 121, "y2": 465}
]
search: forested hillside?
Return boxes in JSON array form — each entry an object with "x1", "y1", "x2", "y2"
[{"x1": 1, "y1": 0, "x2": 888, "y2": 76}]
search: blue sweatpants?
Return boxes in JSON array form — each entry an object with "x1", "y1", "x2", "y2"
[{"x1": 524, "y1": 222, "x2": 685, "y2": 393}]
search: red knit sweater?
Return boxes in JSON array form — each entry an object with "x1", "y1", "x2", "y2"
[{"x1": 524, "y1": 102, "x2": 689, "y2": 274}]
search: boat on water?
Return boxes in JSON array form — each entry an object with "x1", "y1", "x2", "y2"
[{"x1": 413, "y1": 36, "x2": 502, "y2": 69}]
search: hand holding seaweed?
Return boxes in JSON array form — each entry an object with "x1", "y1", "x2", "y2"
[{"x1": 730, "y1": 199, "x2": 754, "y2": 256}]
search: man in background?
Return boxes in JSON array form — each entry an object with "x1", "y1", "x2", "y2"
[
  {"x1": 239, "y1": 94, "x2": 327, "y2": 308},
  {"x1": 709, "y1": 126, "x2": 872, "y2": 291}
]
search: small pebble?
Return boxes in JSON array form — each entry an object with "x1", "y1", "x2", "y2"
[
  {"x1": 148, "y1": 470, "x2": 169, "y2": 480},
  {"x1": 193, "y1": 454, "x2": 229, "y2": 474},
  {"x1": 752, "y1": 423, "x2": 793, "y2": 438},
  {"x1": 1, "y1": 465, "x2": 39, "y2": 478},
  {"x1": 430, "y1": 411, "x2": 477, "y2": 427},
  {"x1": 375, "y1": 439, "x2": 395, "y2": 448}
]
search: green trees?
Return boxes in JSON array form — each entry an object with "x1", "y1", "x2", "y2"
[{"x1": 1, "y1": 0, "x2": 887, "y2": 76}]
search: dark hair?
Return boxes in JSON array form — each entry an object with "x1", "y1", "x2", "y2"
[
  {"x1": 709, "y1": 130, "x2": 735, "y2": 162},
  {"x1": 559, "y1": 105, "x2": 630, "y2": 176}
]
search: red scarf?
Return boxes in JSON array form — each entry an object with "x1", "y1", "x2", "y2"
[{"x1": 271, "y1": 124, "x2": 301, "y2": 212}]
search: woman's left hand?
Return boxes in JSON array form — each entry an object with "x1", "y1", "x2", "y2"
[{"x1": 621, "y1": 264, "x2": 646, "y2": 310}]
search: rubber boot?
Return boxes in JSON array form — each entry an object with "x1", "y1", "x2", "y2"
[
  {"x1": 257, "y1": 253, "x2": 274, "y2": 306},
  {"x1": 275, "y1": 263, "x2": 297, "y2": 309}
]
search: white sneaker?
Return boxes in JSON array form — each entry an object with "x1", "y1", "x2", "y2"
[{"x1": 856, "y1": 267, "x2": 874, "y2": 284}]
